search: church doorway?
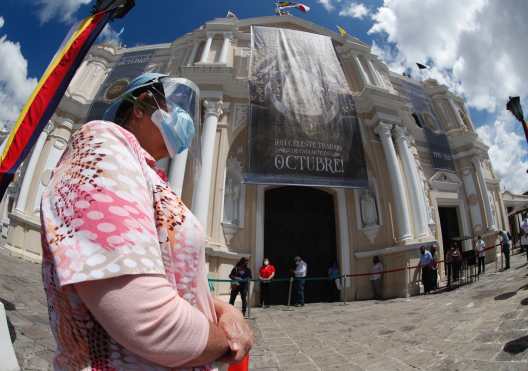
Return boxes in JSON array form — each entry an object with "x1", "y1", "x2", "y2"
[
  {"x1": 264, "y1": 186, "x2": 337, "y2": 305},
  {"x1": 438, "y1": 206, "x2": 461, "y2": 253}
]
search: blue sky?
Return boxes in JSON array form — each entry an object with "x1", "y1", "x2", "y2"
[
  {"x1": 0, "y1": 0, "x2": 526, "y2": 192},
  {"x1": 1, "y1": 0, "x2": 381, "y2": 79}
]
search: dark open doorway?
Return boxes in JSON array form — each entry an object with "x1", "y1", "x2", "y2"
[
  {"x1": 439, "y1": 206, "x2": 461, "y2": 253},
  {"x1": 264, "y1": 186, "x2": 337, "y2": 305}
]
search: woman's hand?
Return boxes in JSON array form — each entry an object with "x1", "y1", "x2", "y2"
[{"x1": 214, "y1": 299, "x2": 254, "y2": 363}]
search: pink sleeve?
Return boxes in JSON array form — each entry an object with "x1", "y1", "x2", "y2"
[{"x1": 75, "y1": 274, "x2": 210, "y2": 368}]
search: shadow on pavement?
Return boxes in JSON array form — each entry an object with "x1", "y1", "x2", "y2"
[
  {"x1": 503, "y1": 335, "x2": 528, "y2": 354},
  {"x1": 6, "y1": 315, "x2": 16, "y2": 343},
  {"x1": 0, "y1": 297, "x2": 16, "y2": 311},
  {"x1": 515, "y1": 263, "x2": 528, "y2": 270},
  {"x1": 519, "y1": 283, "x2": 528, "y2": 291},
  {"x1": 495, "y1": 292, "x2": 517, "y2": 300},
  {"x1": 521, "y1": 297, "x2": 528, "y2": 306}
]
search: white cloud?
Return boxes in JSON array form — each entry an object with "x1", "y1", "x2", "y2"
[
  {"x1": 0, "y1": 25, "x2": 37, "y2": 130},
  {"x1": 37, "y1": 0, "x2": 92, "y2": 24},
  {"x1": 339, "y1": 2, "x2": 369, "y2": 19},
  {"x1": 369, "y1": 0, "x2": 528, "y2": 192},
  {"x1": 318, "y1": 0, "x2": 336, "y2": 12},
  {"x1": 0, "y1": 17, "x2": 5, "y2": 29},
  {"x1": 97, "y1": 24, "x2": 124, "y2": 47},
  {"x1": 476, "y1": 111, "x2": 528, "y2": 194}
]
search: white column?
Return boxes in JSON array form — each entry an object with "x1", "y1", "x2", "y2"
[
  {"x1": 353, "y1": 55, "x2": 372, "y2": 86},
  {"x1": 374, "y1": 123, "x2": 412, "y2": 241},
  {"x1": 336, "y1": 189, "x2": 351, "y2": 287},
  {"x1": 393, "y1": 126, "x2": 429, "y2": 238},
  {"x1": 462, "y1": 167, "x2": 484, "y2": 232},
  {"x1": 473, "y1": 158, "x2": 495, "y2": 230},
  {"x1": 187, "y1": 42, "x2": 200, "y2": 66},
  {"x1": 448, "y1": 98, "x2": 466, "y2": 129},
  {"x1": 15, "y1": 128, "x2": 49, "y2": 213},
  {"x1": 368, "y1": 60, "x2": 384, "y2": 88},
  {"x1": 218, "y1": 32, "x2": 232, "y2": 65},
  {"x1": 199, "y1": 33, "x2": 214, "y2": 64},
  {"x1": 168, "y1": 150, "x2": 188, "y2": 197},
  {"x1": 192, "y1": 99, "x2": 223, "y2": 228}
]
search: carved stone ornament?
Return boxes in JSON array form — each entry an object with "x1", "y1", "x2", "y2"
[
  {"x1": 232, "y1": 103, "x2": 248, "y2": 134},
  {"x1": 360, "y1": 189, "x2": 379, "y2": 228},
  {"x1": 430, "y1": 171, "x2": 462, "y2": 192}
]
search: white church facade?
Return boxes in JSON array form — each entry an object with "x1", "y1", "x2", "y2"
[{"x1": 1, "y1": 14, "x2": 527, "y2": 302}]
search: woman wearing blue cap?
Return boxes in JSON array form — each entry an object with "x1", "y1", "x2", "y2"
[{"x1": 40, "y1": 73, "x2": 253, "y2": 370}]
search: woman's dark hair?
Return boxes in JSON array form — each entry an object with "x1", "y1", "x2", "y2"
[
  {"x1": 373, "y1": 256, "x2": 380, "y2": 264},
  {"x1": 237, "y1": 257, "x2": 248, "y2": 267},
  {"x1": 114, "y1": 82, "x2": 165, "y2": 127}
]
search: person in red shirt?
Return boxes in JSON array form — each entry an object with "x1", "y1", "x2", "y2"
[{"x1": 258, "y1": 258, "x2": 276, "y2": 307}]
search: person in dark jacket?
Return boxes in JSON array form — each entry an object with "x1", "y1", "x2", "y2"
[{"x1": 229, "y1": 257, "x2": 252, "y2": 316}]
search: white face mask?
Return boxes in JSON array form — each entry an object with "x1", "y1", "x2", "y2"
[{"x1": 264, "y1": 260, "x2": 269, "y2": 265}]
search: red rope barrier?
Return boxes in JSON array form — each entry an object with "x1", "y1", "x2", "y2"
[{"x1": 346, "y1": 243, "x2": 504, "y2": 278}]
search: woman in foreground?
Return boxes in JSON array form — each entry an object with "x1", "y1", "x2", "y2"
[{"x1": 40, "y1": 73, "x2": 253, "y2": 370}]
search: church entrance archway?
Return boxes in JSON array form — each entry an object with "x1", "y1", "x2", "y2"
[{"x1": 264, "y1": 186, "x2": 337, "y2": 305}]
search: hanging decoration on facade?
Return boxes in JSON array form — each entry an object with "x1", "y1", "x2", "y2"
[
  {"x1": 393, "y1": 79, "x2": 456, "y2": 172},
  {"x1": 246, "y1": 26, "x2": 368, "y2": 188},
  {"x1": 0, "y1": 0, "x2": 135, "y2": 200}
]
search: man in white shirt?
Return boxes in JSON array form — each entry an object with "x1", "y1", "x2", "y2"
[
  {"x1": 475, "y1": 235, "x2": 486, "y2": 274},
  {"x1": 521, "y1": 217, "x2": 528, "y2": 262},
  {"x1": 418, "y1": 246, "x2": 433, "y2": 294},
  {"x1": 293, "y1": 256, "x2": 307, "y2": 307},
  {"x1": 499, "y1": 230, "x2": 511, "y2": 270}
]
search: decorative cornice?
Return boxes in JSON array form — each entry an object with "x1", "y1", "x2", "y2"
[
  {"x1": 203, "y1": 99, "x2": 224, "y2": 118},
  {"x1": 393, "y1": 125, "x2": 409, "y2": 143},
  {"x1": 374, "y1": 122, "x2": 393, "y2": 138}
]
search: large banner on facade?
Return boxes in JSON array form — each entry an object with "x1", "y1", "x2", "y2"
[
  {"x1": 246, "y1": 26, "x2": 367, "y2": 188},
  {"x1": 86, "y1": 49, "x2": 167, "y2": 121},
  {"x1": 394, "y1": 79, "x2": 456, "y2": 171}
]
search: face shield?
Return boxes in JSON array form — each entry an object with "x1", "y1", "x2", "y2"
[
  {"x1": 103, "y1": 73, "x2": 202, "y2": 190},
  {"x1": 150, "y1": 77, "x2": 201, "y2": 163}
]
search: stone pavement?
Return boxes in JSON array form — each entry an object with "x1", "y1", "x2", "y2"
[{"x1": 2, "y1": 246, "x2": 528, "y2": 370}]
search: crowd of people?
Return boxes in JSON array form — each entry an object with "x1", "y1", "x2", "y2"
[
  {"x1": 227, "y1": 255, "x2": 309, "y2": 313},
  {"x1": 416, "y1": 230, "x2": 516, "y2": 295},
  {"x1": 227, "y1": 227, "x2": 522, "y2": 312}
]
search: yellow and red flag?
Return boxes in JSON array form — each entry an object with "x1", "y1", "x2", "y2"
[{"x1": 0, "y1": 8, "x2": 117, "y2": 198}]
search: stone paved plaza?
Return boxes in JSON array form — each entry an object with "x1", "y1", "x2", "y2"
[{"x1": 2, "y1": 247, "x2": 528, "y2": 370}]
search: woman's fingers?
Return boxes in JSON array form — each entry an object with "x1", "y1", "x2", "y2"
[{"x1": 218, "y1": 311, "x2": 254, "y2": 363}]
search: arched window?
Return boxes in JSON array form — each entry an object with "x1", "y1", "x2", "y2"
[{"x1": 411, "y1": 113, "x2": 423, "y2": 128}]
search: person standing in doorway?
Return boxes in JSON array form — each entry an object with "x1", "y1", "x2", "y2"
[
  {"x1": 430, "y1": 244, "x2": 439, "y2": 291},
  {"x1": 451, "y1": 242, "x2": 463, "y2": 283},
  {"x1": 446, "y1": 245, "x2": 455, "y2": 289},
  {"x1": 258, "y1": 258, "x2": 275, "y2": 308},
  {"x1": 229, "y1": 258, "x2": 252, "y2": 317},
  {"x1": 499, "y1": 230, "x2": 511, "y2": 270},
  {"x1": 475, "y1": 235, "x2": 486, "y2": 274},
  {"x1": 327, "y1": 261, "x2": 341, "y2": 302},
  {"x1": 370, "y1": 256, "x2": 383, "y2": 300},
  {"x1": 419, "y1": 246, "x2": 433, "y2": 294},
  {"x1": 293, "y1": 256, "x2": 307, "y2": 307}
]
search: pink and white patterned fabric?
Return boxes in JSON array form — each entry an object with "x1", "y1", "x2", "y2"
[{"x1": 40, "y1": 121, "x2": 217, "y2": 370}]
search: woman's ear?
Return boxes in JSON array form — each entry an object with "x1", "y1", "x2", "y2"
[
  {"x1": 132, "y1": 103, "x2": 144, "y2": 120},
  {"x1": 132, "y1": 91, "x2": 151, "y2": 120}
]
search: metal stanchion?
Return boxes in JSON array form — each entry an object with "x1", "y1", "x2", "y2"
[
  {"x1": 341, "y1": 276, "x2": 347, "y2": 305},
  {"x1": 287, "y1": 277, "x2": 293, "y2": 307},
  {"x1": 246, "y1": 280, "x2": 252, "y2": 319}
]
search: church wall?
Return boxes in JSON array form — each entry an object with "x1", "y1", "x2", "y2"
[{"x1": 2, "y1": 15, "x2": 516, "y2": 303}]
